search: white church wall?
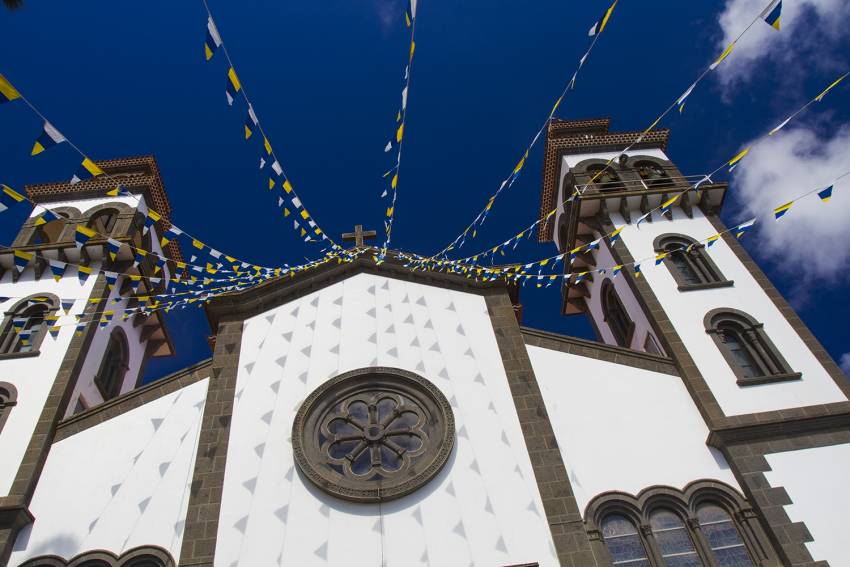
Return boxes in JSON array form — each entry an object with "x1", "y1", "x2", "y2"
[
  {"x1": 611, "y1": 207, "x2": 845, "y2": 416},
  {"x1": 585, "y1": 239, "x2": 660, "y2": 353},
  {"x1": 527, "y1": 344, "x2": 739, "y2": 513},
  {"x1": 65, "y1": 282, "x2": 149, "y2": 417},
  {"x1": 764, "y1": 443, "x2": 850, "y2": 565},
  {"x1": 216, "y1": 273, "x2": 557, "y2": 567},
  {"x1": 0, "y1": 265, "x2": 98, "y2": 496},
  {"x1": 7, "y1": 378, "x2": 209, "y2": 567}
]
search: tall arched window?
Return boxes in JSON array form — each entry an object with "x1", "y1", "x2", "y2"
[
  {"x1": 94, "y1": 328, "x2": 130, "y2": 400},
  {"x1": 29, "y1": 212, "x2": 69, "y2": 245},
  {"x1": 19, "y1": 545, "x2": 175, "y2": 567},
  {"x1": 654, "y1": 234, "x2": 731, "y2": 291},
  {"x1": 586, "y1": 164, "x2": 625, "y2": 191},
  {"x1": 585, "y1": 481, "x2": 779, "y2": 567},
  {"x1": 601, "y1": 279, "x2": 633, "y2": 348},
  {"x1": 601, "y1": 514, "x2": 650, "y2": 566},
  {"x1": 0, "y1": 295, "x2": 58, "y2": 356},
  {"x1": 87, "y1": 208, "x2": 119, "y2": 236},
  {"x1": 704, "y1": 309, "x2": 800, "y2": 386},
  {"x1": 634, "y1": 160, "x2": 673, "y2": 188},
  {"x1": 697, "y1": 504, "x2": 754, "y2": 566},
  {"x1": 0, "y1": 382, "x2": 18, "y2": 437},
  {"x1": 649, "y1": 509, "x2": 700, "y2": 566}
]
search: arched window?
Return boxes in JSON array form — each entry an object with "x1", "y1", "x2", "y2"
[
  {"x1": 0, "y1": 295, "x2": 58, "y2": 356},
  {"x1": 19, "y1": 545, "x2": 175, "y2": 567},
  {"x1": 649, "y1": 509, "x2": 700, "y2": 566},
  {"x1": 704, "y1": 309, "x2": 800, "y2": 386},
  {"x1": 0, "y1": 382, "x2": 18, "y2": 437},
  {"x1": 87, "y1": 208, "x2": 119, "y2": 236},
  {"x1": 601, "y1": 514, "x2": 650, "y2": 566},
  {"x1": 697, "y1": 504, "x2": 754, "y2": 567},
  {"x1": 654, "y1": 234, "x2": 731, "y2": 291},
  {"x1": 635, "y1": 160, "x2": 673, "y2": 188},
  {"x1": 585, "y1": 481, "x2": 779, "y2": 567},
  {"x1": 94, "y1": 328, "x2": 130, "y2": 400},
  {"x1": 586, "y1": 164, "x2": 625, "y2": 191},
  {"x1": 29, "y1": 212, "x2": 69, "y2": 245},
  {"x1": 601, "y1": 279, "x2": 633, "y2": 348}
]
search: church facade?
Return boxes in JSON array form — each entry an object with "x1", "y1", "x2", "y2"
[{"x1": 0, "y1": 120, "x2": 848, "y2": 567}]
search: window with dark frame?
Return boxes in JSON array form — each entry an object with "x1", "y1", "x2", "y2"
[
  {"x1": 704, "y1": 309, "x2": 800, "y2": 386},
  {"x1": 0, "y1": 382, "x2": 18, "y2": 437},
  {"x1": 654, "y1": 234, "x2": 731, "y2": 291},
  {"x1": 28, "y1": 212, "x2": 69, "y2": 245},
  {"x1": 601, "y1": 279, "x2": 633, "y2": 348},
  {"x1": 94, "y1": 329, "x2": 130, "y2": 400},
  {"x1": 87, "y1": 208, "x2": 119, "y2": 236},
  {"x1": 634, "y1": 160, "x2": 674, "y2": 188},
  {"x1": 587, "y1": 482, "x2": 774, "y2": 567},
  {"x1": 587, "y1": 164, "x2": 626, "y2": 191},
  {"x1": 0, "y1": 301, "x2": 51, "y2": 355}
]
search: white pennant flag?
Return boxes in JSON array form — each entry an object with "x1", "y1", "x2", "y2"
[
  {"x1": 401, "y1": 86, "x2": 408, "y2": 110},
  {"x1": 384, "y1": 141, "x2": 392, "y2": 152},
  {"x1": 271, "y1": 160, "x2": 283, "y2": 176}
]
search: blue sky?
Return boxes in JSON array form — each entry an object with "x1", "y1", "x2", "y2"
[{"x1": 1, "y1": 0, "x2": 848, "y2": 380}]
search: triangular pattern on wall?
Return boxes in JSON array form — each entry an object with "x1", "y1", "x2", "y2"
[
  {"x1": 110, "y1": 483, "x2": 121, "y2": 496},
  {"x1": 438, "y1": 368, "x2": 449, "y2": 379},
  {"x1": 242, "y1": 477, "x2": 258, "y2": 493},
  {"x1": 386, "y1": 347, "x2": 398, "y2": 358},
  {"x1": 368, "y1": 333, "x2": 377, "y2": 344},
  {"x1": 261, "y1": 410, "x2": 274, "y2": 425},
  {"x1": 270, "y1": 380, "x2": 281, "y2": 394},
  {"x1": 290, "y1": 306, "x2": 300, "y2": 318},
  {"x1": 457, "y1": 425, "x2": 468, "y2": 439},
  {"x1": 484, "y1": 496, "x2": 495, "y2": 514},
  {"x1": 332, "y1": 317, "x2": 342, "y2": 329},
  {"x1": 463, "y1": 347, "x2": 474, "y2": 357},
  {"x1": 298, "y1": 371, "x2": 308, "y2": 384},
  {"x1": 330, "y1": 344, "x2": 340, "y2": 354},
  {"x1": 265, "y1": 313, "x2": 276, "y2": 324},
  {"x1": 314, "y1": 542, "x2": 328, "y2": 560},
  {"x1": 282, "y1": 331, "x2": 293, "y2": 343},
  {"x1": 367, "y1": 284, "x2": 376, "y2": 295},
  {"x1": 416, "y1": 360, "x2": 426, "y2": 372},
  {"x1": 301, "y1": 345, "x2": 312, "y2": 357},
  {"x1": 233, "y1": 515, "x2": 249, "y2": 533},
  {"x1": 501, "y1": 431, "x2": 511, "y2": 447},
  {"x1": 495, "y1": 535, "x2": 508, "y2": 553},
  {"x1": 410, "y1": 337, "x2": 420, "y2": 347},
  {"x1": 274, "y1": 504, "x2": 289, "y2": 523},
  {"x1": 526, "y1": 500, "x2": 540, "y2": 517},
  {"x1": 385, "y1": 323, "x2": 395, "y2": 334},
  {"x1": 366, "y1": 307, "x2": 377, "y2": 318},
  {"x1": 381, "y1": 280, "x2": 389, "y2": 290},
  {"x1": 319, "y1": 504, "x2": 330, "y2": 517},
  {"x1": 446, "y1": 481, "x2": 456, "y2": 497},
  {"x1": 138, "y1": 497, "x2": 151, "y2": 513},
  {"x1": 428, "y1": 342, "x2": 440, "y2": 353},
  {"x1": 276, "y1": 355, "x2": 287, "y2": 368},
  {"x1": 285, "y1": 466, "x2": 294, "y2": 482},
  {"x1": 424, "y1": 319, "x2": 434, "y2": 330},
  {"x1": 158, "y1": 461, "x2": 171, "y2": 477},
  {"x1": 412, "y1": 506, "x2": 423, "y2": 525},
  {"x1": 244, "y1": 362, "x2": 255, "y2": 374},
  {"x1": 254, "y1": 443, "x2": 266, "y2": 458},
  {"x1": 453, "y1": 520, "x2": 466, "y2": 538},
  {"x1": 469, "y1": 459, "x2": 481, "y2": 475},
  {"x1": 310, "y1": 296, "x2": 319, "y2": 307},
  {"x1": 456, "y1": 324, "x2": 465, "y2": 336},
  {"x1": 333, "y1": 296, "x2": 343, "y2": 306},
  {"x1": 150, "y1": 418, "x2": 164, "y2": 431}
]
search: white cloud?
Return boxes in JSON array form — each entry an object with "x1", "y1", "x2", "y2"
[
  {"x1": 840, "y1": 353, "x2": 850, "y2": 377},
  {"x1": 715, "y1": 0, "x2": 849, "y2": 93},
  {"x1": 729, "y1": 124, "x2": 850, "y2": 285}
]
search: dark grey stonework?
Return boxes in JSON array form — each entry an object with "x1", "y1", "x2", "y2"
[
  {"x1": 55, "y1": 358, "x2": 212, "y2": 442},
  {"x1": 177, "y1": 319, "x2": 242, "y2": 567},
  {"x1": 0, "y1": 275, "x2": 112, "y2": 566},
  {"x1": 487, "y1": 294, "x2": 601, "y2": 567},
  {"x1": 520, "y1": 326, "x2": 680, "y2": 376}
]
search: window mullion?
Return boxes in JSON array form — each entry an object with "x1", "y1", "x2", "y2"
[{"x1": 687, "y1": 517, "x2": 719, "y2": 567}]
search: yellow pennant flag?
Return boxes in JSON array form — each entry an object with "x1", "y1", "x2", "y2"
[
  {"x1": 710, "y1": 41, "x2": 736, "y2": 70},
  {"x1": 814, "y1": 71, "x2": 849, "y2": 102},
  {"x1": 409, "y1": 40, "x2": 416, "y2": 61},
  {"x1": 0, "y1": 73, "x2": 21, "y2": 103},
  {"x1": 228, "y1": 67, "x2": 241, "y2": 92},
  {"x1": 396, "y1": 123, "x2": 404, "y2": 143},
  {"x1": 283, "y1": 180, "x2": 293, "y2": 193},
  {"x1": 728, "y1": 147, "x2": 751, "y2": 167},
  {"x1": 391, "y1": 173, "x2": 399, "y2": 189}
]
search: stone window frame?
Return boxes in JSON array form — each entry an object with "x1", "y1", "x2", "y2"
[
  {"x1": 0, "y1": 293, "x2": 60, "y2": 360},
  {"x1": 584, "y1": 163, "x2": 626, "y2": 192},
  {"x1": 18, "y1": 544, "x2": 175, "y2": 566},
  {"x1": 632, "y1": 159, "x2": 676, "y2": 189},
  {"x1": 94, "y1": 326, "x2": 131, "y2": 401},
  {"x1": 653, "y1": 234, "x2": 734, "y2": 292},
  {"x1": 601, "y1": 279, "x2": 634, "y2": 348},
  {"x1": 292, "y1": 366, "x2": 455, "y2": 503},
  {"x1": 86, "y1": 206, "x2": 121, "y2": 236},
  {"x1": 0, "y1": 381, "x2": 18, "y2": 437},
  {"x1": 704, "y1": 308, "x2": 801, "y2": 387},
  {"x1": 584, "y1": 480, "x2": 779, "y2": 567}
]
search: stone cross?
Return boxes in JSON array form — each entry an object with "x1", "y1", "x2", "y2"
[{"x1": 342, "y1": 225, "x2": 377, "y2": 247}]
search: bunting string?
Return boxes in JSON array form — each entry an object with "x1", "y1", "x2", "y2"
[
  {"x1": 379, "y1": 0, "x2": 419, "y2": 261},
  {"x1": 427, "y1": 0, "x2": 783, "y2": 268},
  {"x1": 200, "y1": 0, "x2": 337, "y2": 249},
  {"x1": 423, "y1": 0, "x2": 620, "y2": 262}
]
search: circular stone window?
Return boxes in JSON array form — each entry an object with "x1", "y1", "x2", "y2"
[{"x1": 292, "y1": 367, "x2": 455, "y2": 503}]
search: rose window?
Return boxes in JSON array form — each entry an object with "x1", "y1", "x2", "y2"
[{"x1": 292, "y1": 367, "x2": 454, "y2": 503}]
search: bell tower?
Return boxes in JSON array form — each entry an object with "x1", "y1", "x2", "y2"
[{"x1": 0, "y1": 156, "x2": 179, "y2": 558}]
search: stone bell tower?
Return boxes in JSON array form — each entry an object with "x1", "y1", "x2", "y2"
[
  {"x1": 0, "y1": 156, "x2": 179, "y2": 564},
  {"x1": 538, "y1": 118, "x2": 850, "y2": 566}
]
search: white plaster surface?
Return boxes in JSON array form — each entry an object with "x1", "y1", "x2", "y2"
[
  {"x1": 216, "y1": 273, "x2": 557, "y2": 567},
  {"x1": 765, "y1": 444, "x2": 850, "y2": 565},
  {"x1": 612, "y1": 207, "x2": 845, "y2": 416},
  {"x1": 0, "y1": 266, "x2": 98, "y2": 496},
  {"x1": 8, "y1": 378, "x2": 208, "y2": 566},
  {"x1": 528, "y1": 344, "x2": 739, "y2": 513}
]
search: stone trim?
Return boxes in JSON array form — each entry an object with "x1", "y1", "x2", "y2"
[
  {"x1": 537, "y1": 119, "x2": 671, "y2": 241},
  {"x1": 486, "y1": 294, "x2": 600, "y2": 567},
  {"x1": 177, "y1": 319, "x2": 243, "y2": 566},
  {"x1": 520, "y1": 327, "x2": 679, "y2": 376},
  {"x1": 705, "y1": 212, "x2": 850, "y2": 400},
  {"x1": 0, "y1": 382, "x2": 19, "y2": 437},
  {"x1": 0, "y1": 293, "x2": 61, "y2": 358},
  {"x1": 583, "y1": 480, "x2": 780, "y2": 567},
  {"x1": 598, "y1": 216, "x2": 728, "y2": 429},
  {"x1": 711, "y1": 426, "x2": 850, "y2": 566},
  {"x1": 54, "y1": 358, "x2": 213, "y2": 442},
  {"x1": 18, "y1": 545, "x2": 176, "y2": 567},
  {"x1": 205, "y1": 253, "x2": 502, "y2": 328},
  {"x1": 0, "y1": 275, "x2": 112, "y2": 566}
]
